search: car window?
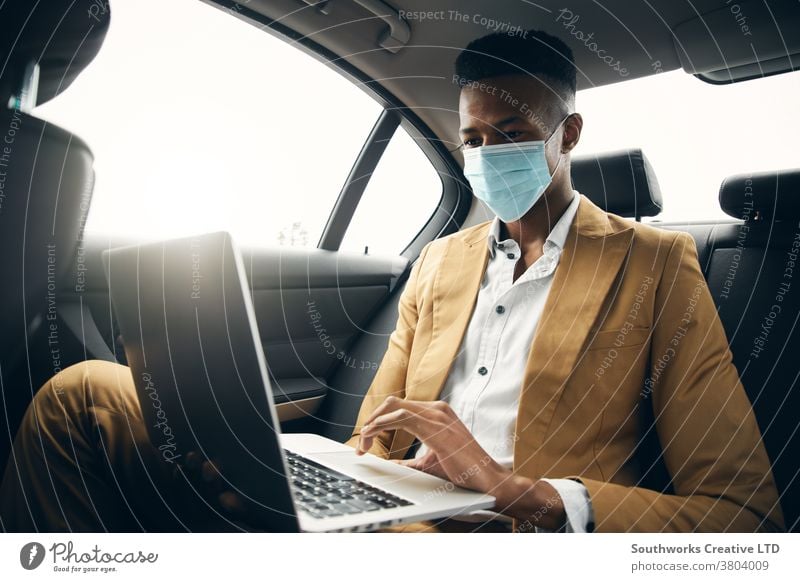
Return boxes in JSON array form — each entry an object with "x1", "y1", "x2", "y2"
[
  {"x1": 576, "y1": 69, "x2": 800, "y2": 222},
  {"x1": 339, "y1": 127, "x2": 443, "y2": 256},
  {"x1": 33, "y1": 0, "x2": 383, "y2": 248}
]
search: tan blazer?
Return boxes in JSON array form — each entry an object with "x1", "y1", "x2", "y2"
[{"x1": 346, "y1": 195, "x2": 784, "y2": 532}]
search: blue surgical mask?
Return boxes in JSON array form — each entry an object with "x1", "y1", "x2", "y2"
[{"x1": 462, "y1": 116, "x2": 568, "y2": 222}]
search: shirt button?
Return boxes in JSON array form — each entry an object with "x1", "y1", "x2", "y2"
[
  {"x1": 506, "y1": 253, "x2": 515, "y2": 260},
  {"x1": 495, "y1": 305, "x2": 505, "y2": 314},
  {"x1": 477, "y1": 366, "x2": 488, "y2": 376}
]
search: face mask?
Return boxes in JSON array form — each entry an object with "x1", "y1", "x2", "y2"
[{"x1": 462, "y1": 116, "x2": 568, "y2": 222}]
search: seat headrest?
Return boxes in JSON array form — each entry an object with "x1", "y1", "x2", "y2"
[
  {"x1": 720, "y1": 169, "x2": 800, "y2": 221},
  {"x1": 571, "y1": 149, "x2": 663, "y2": 218},
  {"x1": 0, "y1": 107, "x2": 94, "y2": 355},
  {"x1": 0, "y1": 0, "x2": 111, "y2": 106}
]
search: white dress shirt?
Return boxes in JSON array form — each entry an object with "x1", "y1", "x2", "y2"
[{"x1": 415, "y1": 191, "x2": 592, "y2": 532}]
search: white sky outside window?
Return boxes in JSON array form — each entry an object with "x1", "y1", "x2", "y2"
[
  {"x1": 340, "y1": 127, "x2": 443, "y2": 255},
  {"x1": 34, "y1": 0, "x2": 800, "y2": 249},
  {"x1": 35, "y1": 0, "x2": 382, "y2": 248}
]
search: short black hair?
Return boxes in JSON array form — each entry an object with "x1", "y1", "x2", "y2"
[{"x1": 454, "y1": 30, "x2": 576, "y2": 103}]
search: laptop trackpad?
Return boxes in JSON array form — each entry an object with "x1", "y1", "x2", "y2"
[
  {"x1": 281, "y1": 432, "x2": 451, "y2": 500},
  {"x1": 311, "y1": 451, "x2": 447, "y2": 495}
]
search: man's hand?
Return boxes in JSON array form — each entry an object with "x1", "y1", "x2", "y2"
[{"x1": 357, "y1": 396, "x2": 566, "y2": 530}]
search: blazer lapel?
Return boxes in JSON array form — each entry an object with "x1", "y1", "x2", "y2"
[
  {"x1": 514, "y1": 196, "x2": 635, "y2": 473},
  {"x1": 406, "y1": 225, "x2": 491, "y2": 401},
  {"x1": 390, "y1": 223, "x2": 491, "y2": 456}
]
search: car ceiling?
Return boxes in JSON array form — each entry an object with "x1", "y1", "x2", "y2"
[{"x1": 215, "y1": 0, "x2": 799, "y2": 151}]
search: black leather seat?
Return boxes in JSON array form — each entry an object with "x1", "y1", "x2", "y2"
[
  {"x1": 701, "y1": 169, "x2": 800, "y2": 531},
  {"x1": 571, "y1": 148, "x2": 664, "y2": 220},
  {"x1": 646, "y1": 170, "x2": 800, "y2": 530},
  {"x1": 0, "y1": 0, "x2": 110, "y2": 471}
]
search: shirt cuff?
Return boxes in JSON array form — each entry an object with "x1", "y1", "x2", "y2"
[{"x1": 535, "y1": 478, "x2": 593, "y2": 533}]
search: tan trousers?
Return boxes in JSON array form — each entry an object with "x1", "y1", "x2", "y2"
[
  {"x1": 0, "y1": 361, "x2": 508, "y2": 533},
  {"x1": 0, "y1": 360, "x2": 251, "y2": 531}
]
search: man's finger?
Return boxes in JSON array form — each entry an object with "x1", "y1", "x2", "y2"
[
  {"x1": 185, "y1": 451, "x2": 202, "y2": 472},
  {"x1": 219, "y1": 491, "x2": 245, "y2": 516},
  {"x1": 362, "y1": 396, "x2": 428, "y2": 427},
  {"x1": 394, "y1": 454, "x2": 448, "y2": 480},
  {"x1": 201, "y1": 459, "x2": 228, "y2": 495},
  {"x1": 361, "y1": 409, "x2": 432, "y2": 444},
  {"x1": 362, "y1": 409, "x2": 414, "y2": 436},
  {"x1": 395, "y1": 457, "x2": 423, "y2": 469},
  {"x1": 356, "y1": 433, "x2": 373, "y2": 456},
  {"x1": 358, "y1": 402, "x2": 425, "y2": 455},
  {"x1": 201, "y1": 460, "x2": 220, "y2": 482},
  {"x1": 357, "y1": 399, "x2": 446, "y2": 455}
]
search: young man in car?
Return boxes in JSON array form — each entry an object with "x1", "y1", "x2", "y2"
[{"x1": 0, "y1": 30, "x2": 784, "y2": 533}]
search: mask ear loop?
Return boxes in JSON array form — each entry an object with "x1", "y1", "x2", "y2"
[
  {"x1": 536, "y1": 114, "x2": 572, "y2": 228},
  {"x1": 544, "y1": 113, "x2": 571, "y2": 147},
  {"x1": 545, "y1": 113, "x2": 572, "y2": 177}
]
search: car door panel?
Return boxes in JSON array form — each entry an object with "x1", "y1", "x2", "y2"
[{"x1": 53, "y1": 237, "x2": 409, "y2": 424}]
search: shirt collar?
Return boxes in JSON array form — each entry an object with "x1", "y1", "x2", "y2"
[{"x1": 487, "y1": 190, "x2": 581, "y2": 257}]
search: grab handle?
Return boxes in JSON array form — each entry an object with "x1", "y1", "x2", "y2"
[{"x1": 351, "y1": 0, "x2": 410, "y2": 53}]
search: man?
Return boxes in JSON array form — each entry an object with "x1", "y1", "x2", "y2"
[
  {"x1": 340, "y1": 30, "x2": 784, "y2": 533},
  {"x1": 0, "y1": 31, "x2": 784, "y2": 533}
]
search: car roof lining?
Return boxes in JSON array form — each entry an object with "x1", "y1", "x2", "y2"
[{"x1": 204, "y1": 0, "x2": 798, "y2": 159}]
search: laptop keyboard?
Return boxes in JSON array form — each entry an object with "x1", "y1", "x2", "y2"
[{"x1": 284, "y1": 450, "x2": 413, "y2": 519}]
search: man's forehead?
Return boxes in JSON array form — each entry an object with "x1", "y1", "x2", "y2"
[
  {"x1": 459, "y1": 75, "x2": 554, "y2": 109},
  {"x1": 459, "y1": 74, "x2": 554, "y2": 100},
  {"x1": 458, "y1": 80, "x2": 552, "y2": 129}
]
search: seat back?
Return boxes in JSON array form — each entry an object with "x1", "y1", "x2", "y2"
[
  {"x1": 0, "y1": 110, "x2": 96, "y2": 471},
  {"x1": 0, "y1": 109, "x2": 94, "y2": 357},
  {"x1": 0, "y1": 0, "x2": 109, "y2": 470},
  {"x1": 571, "y1": 148, "x2": 664, "y2": 219},
  {"x1": 705, "y1": 169, "x2": 800, "y2": 530}
]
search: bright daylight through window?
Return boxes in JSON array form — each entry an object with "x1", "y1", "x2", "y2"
[
  {"x1": 35, "y1": 0, "x2": 387, "y2": 249},
  {"x1": 35, "y1": 0, "x2": 800, "y2": 249}
]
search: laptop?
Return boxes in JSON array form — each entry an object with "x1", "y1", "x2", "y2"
[{"x1": 102, "y1": 231, "x2": 495, "y2": 532}]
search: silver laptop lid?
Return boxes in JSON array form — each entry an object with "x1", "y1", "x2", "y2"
[{"x1": 102, "y1": 232, "x2": 298, "y2": 531}]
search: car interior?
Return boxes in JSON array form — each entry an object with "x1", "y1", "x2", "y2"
[{"x1": 1, "y1": 0, "x2": 798, "y2": 532}]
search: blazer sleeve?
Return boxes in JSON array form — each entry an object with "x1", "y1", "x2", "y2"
[
  {"x1": 344, "y1": 241, "x2": 432, "y2": 459},
  {"x1": 571, "y1": 231, "x2": 785, "y2": 532}
]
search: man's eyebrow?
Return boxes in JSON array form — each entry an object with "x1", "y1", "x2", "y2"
[
  {"x1": 459, "y1": 115, "x2": 527, "y2": 135},
  {"x1": 494, "y1": 115, "x2": 526, "y2": 127}
]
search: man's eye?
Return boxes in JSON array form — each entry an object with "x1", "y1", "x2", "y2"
[
  {"x1": 463, "y1": 138, "x2": 482, "y2": 148},
  {"x1": 503, "y1": 131, "x2": 523, "y2": 140}
]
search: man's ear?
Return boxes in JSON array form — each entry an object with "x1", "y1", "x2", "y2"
[{"x1": 561, "y1": 113, "x2": 583, "y2": 153}]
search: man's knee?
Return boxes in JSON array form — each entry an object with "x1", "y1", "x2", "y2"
[{"x1": 35, "y1": 360, "x2": 140, "y2": 422}]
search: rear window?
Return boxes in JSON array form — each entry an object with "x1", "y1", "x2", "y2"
[{"x1": 576, "y1": 69, "x2": 800, "y2": 222}]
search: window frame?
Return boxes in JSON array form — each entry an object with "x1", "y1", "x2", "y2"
[
  {"x1": 317, "y1": 109, "x2": 401, "y2": 251},
  {"x1": 205, "y1": 0, "x2": 471, "y2": 260}
]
